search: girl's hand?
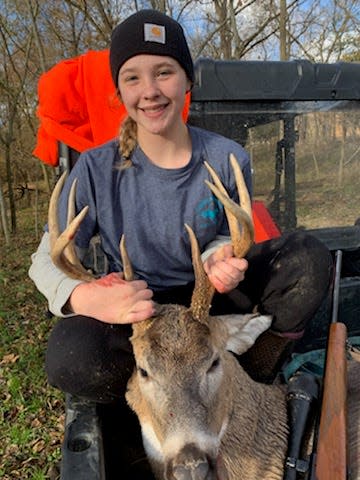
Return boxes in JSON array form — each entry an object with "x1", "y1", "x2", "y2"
[
  {"x1": 69, "y1": 272, "x2": 155, "y2": 324},
  {"x1": 203, "y1": 244, "x2": 248, "y2": 294}
]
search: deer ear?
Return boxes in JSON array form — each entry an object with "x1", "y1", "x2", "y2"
[
  {"x1": 131, "y1": 318, "x2": 153, "y2": 338},
  {"x1": 220, "y1": 313, "x2": 272, "y2": 355}
]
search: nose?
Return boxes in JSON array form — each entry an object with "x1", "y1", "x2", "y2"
[
  {"x1": 165, "y1": 443, "x2": 217, "y2": 480},
  {"x1": 142, "y1": 76, "x2": 160, "y2": 99}
]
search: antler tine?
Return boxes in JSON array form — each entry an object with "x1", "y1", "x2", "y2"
[
  {"x1": 204, "y1": 155, "x2": 254, "y2": 259},
  {"x1": 48, "y1": 171, "x2": 66, "y2": 246},
  {"x1": 119, "y1": 235, "x2": 134, "y2": 281},
  {"x1": 120, "y1": 235, "x2": 155, "y2": 336},
  {"x1": 185, "y1": 224, "x2": 214, "y2": 322},
  {"x1": 229, "y1": 153, "x2": 252, "y2": 220},
  {"x1": 63, "y1": 178, "x2": 83, "y2": 267},
  {"x1": 48, "y1": 172, "x2": 94, "y2": 282}
]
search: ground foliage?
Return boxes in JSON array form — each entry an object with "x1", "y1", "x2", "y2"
[{"x1": 0, "y1": 206, "x2": 63, "y2": 480}]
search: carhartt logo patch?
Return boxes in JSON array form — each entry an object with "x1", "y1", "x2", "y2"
[{"x1": 144, "y1": 23, "x2": 166, "y2": 44}]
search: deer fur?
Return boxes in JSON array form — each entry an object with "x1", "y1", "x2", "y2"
[
  {"x1": 126, "y1": 307, "x2": 360, "y2": 480},
  {"x1": 126, "y1": 305, "x2": 289, "y2": 480}
]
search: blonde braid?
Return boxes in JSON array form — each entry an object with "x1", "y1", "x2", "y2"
[{"x1": 118, "y1": 116, "x2": 137, "y2": 169}]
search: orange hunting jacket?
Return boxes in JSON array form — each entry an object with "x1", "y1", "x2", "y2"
[{"x1": 33, "y1": 49, "x2": 190, "y2": 167}]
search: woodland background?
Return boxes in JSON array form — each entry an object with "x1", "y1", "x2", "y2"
[
  {"x1": 1, "y1": 0, "x2": 360, "y2": 240},
  {"x1": 0, "y1": 1, "x2": 359, "y2": 479}
]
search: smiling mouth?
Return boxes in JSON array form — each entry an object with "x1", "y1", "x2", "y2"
[{"x1": 140, "y1": 104, "x2": 168, "y2": 114}]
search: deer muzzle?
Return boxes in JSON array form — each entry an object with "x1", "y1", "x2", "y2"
[{"x1": 165, "y1": 443, "x2": 217, "y2": 480}]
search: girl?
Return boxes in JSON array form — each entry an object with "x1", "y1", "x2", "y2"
[{"x1": 29, "y1": 9, "x2": 332, "y2": 402}]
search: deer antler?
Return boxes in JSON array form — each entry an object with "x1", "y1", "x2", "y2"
[
  {"x1": 188, "y1": 154, "x2": 254, "y2": 322},
  {"x1": 48, "y1": 172, "x2": 94, "y2": 282},
  {"x1": 49, "y1": 157, "x2": 253, "y2": 324},
  {"x1": 185, "y1": 223, "x2": 214, "y2": 322},
  {"x1": 49, "y1": 173, "x2": 136, "y2": 286},
  {"x1": 119, "y1": 235, "x2": 134, "y2": 281},
  {"x1": 204, "y1": 153, "x2": 254, "y2": 259}
]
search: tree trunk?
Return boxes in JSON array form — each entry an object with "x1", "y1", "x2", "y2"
[
  {"x1": 339, "y1": 124, "x2": 345, "y2": 186},
  {"x1": 0, "y1": 179, "x2": 10, "y2": 245},
  {"x1": 5, "y1": 143, "x2": 17, "y2": 233},
  {"x1": 41, "y1": 162, "x2": 51, "y2": 194},
  {"x1": 279, "y1": 0, "x2": 288, "y2": 60}
]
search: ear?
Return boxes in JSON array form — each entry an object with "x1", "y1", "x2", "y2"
[
  {"x1": 219, "y1": 313, "x2": 272, "y2": 355},
  {"x1": 131, "y1": 317, "x2": 153, "y2": 339},
  {"x1": 116, "y1": 86, "x2": 125, "y2": 105}
]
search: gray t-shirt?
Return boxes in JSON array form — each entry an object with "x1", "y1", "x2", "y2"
[{"x1": 56, "y1": 125, "x2": 251, "y2": 291}]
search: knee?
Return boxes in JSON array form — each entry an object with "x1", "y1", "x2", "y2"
[
  {"x1": 45, "y1": 318, "x2": 98, "y2": 390},
  {"x1": 45, "y1": 352, "x2": 79, "y2": 392},
  {"x1": 283, "y1": 231, "x2": 332, "y2": 286},
  {"x1": 45, "y1": 316, "x2": 134, "y2": 401},
  {"x1": 255, "y1": 232, "x2": 333, "y2": 334}
]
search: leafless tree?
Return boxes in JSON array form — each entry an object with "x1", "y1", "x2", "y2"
[
  {"x1": 0, "y1": 0, "x2": 359, "y2": 241},
  {"x1": 286, "y1": 0, "x2": 360, "y2": 62},
  {"x1": 0, "y1": 177, "x2": 10, "y2": 245},
  {"x1": 0, "y1": 4, "x2": 36, "y2": 232}
]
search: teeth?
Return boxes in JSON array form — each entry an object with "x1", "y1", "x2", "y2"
[{"x1": 143, "y1": 105, "x2": 164, "y2": 112}]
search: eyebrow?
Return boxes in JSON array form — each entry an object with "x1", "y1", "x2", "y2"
[{"x1": 119, "y1": 59, "x2": 177, "y2": 76}]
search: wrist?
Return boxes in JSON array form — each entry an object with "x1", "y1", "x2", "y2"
[{"x1": 69, "y1": 282, "x2": 90, "y2": 315}]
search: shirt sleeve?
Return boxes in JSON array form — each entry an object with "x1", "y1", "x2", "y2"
[
  {"x1": 28, "y1": 232, "x2": 85, "y2": 317},
  {"x1": 201, "y1": 234, "x2": 231, "y2": 262}
]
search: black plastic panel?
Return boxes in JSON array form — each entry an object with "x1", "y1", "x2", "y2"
[
  {"x1": 192, "y1": 58, "x2": 360, "y2": 101},
  {"x1": 60, "y1": 396, "x2": 105, "y2": 480}
]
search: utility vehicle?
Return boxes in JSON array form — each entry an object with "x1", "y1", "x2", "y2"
[{"x1": 35, "y1": 56, "x2": 360, "y2": 480}]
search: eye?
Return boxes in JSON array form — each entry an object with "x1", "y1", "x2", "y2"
[
  {"x1": 138, "y1": 367, "x2": 149, "y2": 378},
  {"x1": 123, "y1": 74, "x2": 138, "y2": 84},
  {"x1": 157, "y1": 69, "x2": 171, "y2": 78},
  {"x1": 207, "y1": 357, "x2": 220, "y2": 374}
]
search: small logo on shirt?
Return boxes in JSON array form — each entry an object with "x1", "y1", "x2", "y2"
[
  {"x1": 144, "y1": 23, "x2": 166, "y2": 44},
  {"x1": 196, "y1": 197, "x2": 222, "y2": 229}
]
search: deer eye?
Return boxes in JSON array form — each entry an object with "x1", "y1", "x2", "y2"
[
  {"x1": 208, "y1": 357, "x2": 220, "y2": 373},
  {"x1": 138, "y1": 367, "x2": 149, "y2": 378}
]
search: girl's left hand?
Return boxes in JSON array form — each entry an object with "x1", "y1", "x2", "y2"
[{"x1": 203, "y1": 244, "x2": 248, "y2": 293}]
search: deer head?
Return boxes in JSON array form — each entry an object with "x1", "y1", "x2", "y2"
[{"x1": 49, "y1": 155, "x2": 271, "y2": 480}]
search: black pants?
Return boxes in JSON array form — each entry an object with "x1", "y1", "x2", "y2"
[{"x1": 45, "y1": 231, "x2": 332, "y2": 402}]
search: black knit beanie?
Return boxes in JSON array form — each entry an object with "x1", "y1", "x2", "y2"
[{"x1": 110, "y1": 9, "x2": 194, "y2": 87}]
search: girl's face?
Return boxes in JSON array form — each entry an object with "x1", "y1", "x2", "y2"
[{"x1": 118, "y1": 55, "x2": 191, "y2": 138}]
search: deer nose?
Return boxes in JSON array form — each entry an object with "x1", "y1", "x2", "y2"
[
  {"x1": 172, "y1": 461, "x2": 210, "y2": 480},
  {"x1": 166, "y1": 443, "x2": 216, "y2": 480}
]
